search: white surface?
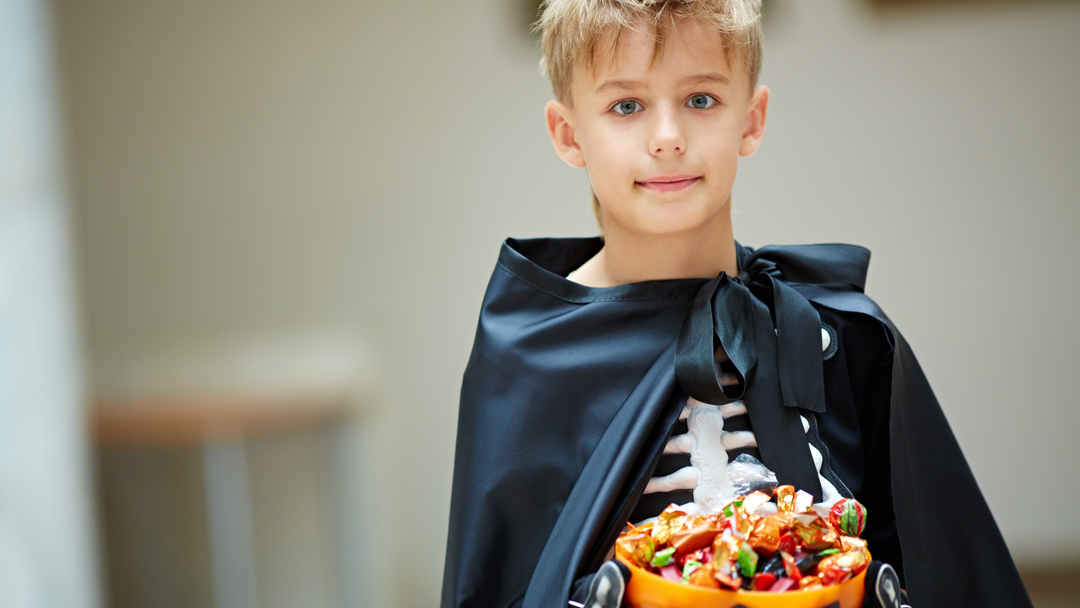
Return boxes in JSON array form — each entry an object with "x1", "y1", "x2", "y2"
[
  {"x1": 92, "y1": 330, "x2": 376, "y2": 404},
  {"x1": 203, "y1": 440, "x2": 259, "y2": 608},
  {"x1": 0, "y1": 0, "x2": 99, "y2": 606}
]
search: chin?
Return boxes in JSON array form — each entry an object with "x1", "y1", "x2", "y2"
[
  {"x1": 638, "y1": 211, "x2": 719, "y2": 238},
  {"x1": 632, "y1": 221, "x2": 711, "y2": 239},
  {"x1": 602, "y1": 199, "x2": 727, "y2": 239}
]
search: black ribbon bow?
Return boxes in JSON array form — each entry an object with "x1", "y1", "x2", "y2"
[{"x1": 674, "y1": 243, "x2": 871, "y2": 501}]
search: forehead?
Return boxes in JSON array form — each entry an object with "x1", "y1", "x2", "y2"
[{"x1": 573, "y1": 19, "x2": 740, "y2": 95}]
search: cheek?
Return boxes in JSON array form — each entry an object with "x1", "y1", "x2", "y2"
[{"x1": 582, "y1": 138, "x2": 633, "y2": 186}]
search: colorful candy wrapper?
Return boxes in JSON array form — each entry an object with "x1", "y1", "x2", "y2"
[
  {"x1": 795, "y1": 552, "x2": 827, "y2": 576},
  {"x1": 776, "y1": 532, "x2": 798, "y2": 555},
  {"x1": 742, "y1": 490, "x2": 772, "y2": 514},
  {"x1": 816, "y1": 547, "x2": 868, "y2": 586},
  {"x1": 816, "y1": 556, "x2": 854, "y2": 586},
  {"x1": 839, "y1": 535, "x2": 868, "y2": 554},
  {"x1": 615, "y1": 531, "x2": 654, "y2": 568},
  {"x1": 794, "y1": 490, "x2": 814, "y2": 512},
  {"x1": 616, "y1": 486, "x2": 871, "y2": 596},
  {"x1": 670, "y1": 519, "x2": 723, "y2": 555},
  {"x1": 780, "y1": 551, "x2": 801, "y2": 580},
  {"x1": 769, "y1": 577, "x2": 799, "y2": 592},
  {"x1": 759, "y1": 553, "x2": 786, "y2": 577},
  {"x1": 721, "y1": 500, "x2": 752, "y2": 540},
  {"x1": 687, "y1": 564, "x2": 719, "y2": 588},
  {"x1": 681, "y1": 560, "x2": 703, "y2": 582},
  {"x1": 651, "y1": 547, "x2": 676, "y2": 568},
  {"x1": 721, "y1": 499, "x2": 743, "y2": 518},
  {"x1": 834, "y1": 541, "x2": 870, "y2": 572},
  {"x1": 710, "y1": 533, "x2": 742, "y2": 590},
  {"x1": 746, "y1": 514, "x2": 781, "y2": 555},
  {"x1": 790, "y1": 513, "x2": 840, "y2": 552},
  {"x1": 828, "y1": 498, "x2": 867, "y2": 537},
  {"x1": 737, "y1": 544, "x2": 759, "y2": 577},
  {"x1": 774, "y1": 512, "x2": 795, "y2": 532},
  {"x1": 727, "y1": 453, "x2": 779, "y2": 496},
  {"x1": 754, "y1": 572, "x2": 778, "y2": 591},
  {"x1": 651, "y1": 505, "x2": 688, "y2": 545},
  {"x1": 775, "y1": 485, "x2": 796, "y2": 512}
]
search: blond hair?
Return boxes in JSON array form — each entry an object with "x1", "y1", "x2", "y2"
[{"x1": 536, "y1": 0, "x2": 763, "y2": 105}]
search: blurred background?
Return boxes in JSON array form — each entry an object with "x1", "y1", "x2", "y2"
[{"x1": 2, "y1": 0, "x2": 1078, "y2": 606}]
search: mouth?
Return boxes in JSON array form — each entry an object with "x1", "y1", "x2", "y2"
[{"x1": 636, "y1": 175, "x2": 701, "y2": 193}]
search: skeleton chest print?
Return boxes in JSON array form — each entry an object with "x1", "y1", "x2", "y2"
[{"x1": 631, "y1": 327, "x2": 847, "y2": 523}]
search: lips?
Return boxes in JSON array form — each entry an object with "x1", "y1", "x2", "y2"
[{"x1": 636, "y1": 175, "x2": 701, "y2": 193}]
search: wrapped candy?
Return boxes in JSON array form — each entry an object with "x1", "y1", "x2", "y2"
[
  {"x1": 681, "y1": 560, "x2": 704, "y2": 581},
  {"x1": 829, "y1": 498, "x2": 867, "y2": 537},
  {"x1": 687, "y1": 564, "x2": 719, "y2": 588},
  {"x1": 780, "y1": 551, "x2": 801, "y2": 580},
  {"x1": 616, "y1": 488, "x2": 871, "y2": 595},
  {"x1": 746, "y1": 515, "x2": 781, "y2": 556},
  {"x1": 798, "y1": 575, "x2": 824, "y2": 591},
  {"x1": 794, "y1": 490, "x2": 814, "y2": 513},
  {"x1": 817, "y1": 545, "x2": 869, "y2": 586},
  {"x1": 775, "y1": 485, "x2": 797, "y2": 512},
  {"x1": 737, "y1": 543, "x2": 759, "y2": 578},
  {"x1": 651, "y1": 547, "x2": 676, "y2": 568},
  {"x1": 721, "y1": 500, "x2": 753, "y2": 539},
  {"x1": 830, "y1": 541, "x2": 870, "y2": 573},
  {"x1": 615, "y1": 531, "x2": 654, "y2": 568},
  {"x1": 651, "y1": 505, "x2": 688, "y2": 545},
  {"x1": 727, "y1": 454, "x2": 779, "y2": 496},
  {"x1": 754, "y1": 572, "x2": 778, "y2": 590},
  {"x1": 670, "y1": 518, "x2": 723, "y2": 555},
  {"x1": 769, "y1": 577, "x2": 799, "y2": 592},
  {"x1": 710, "y1": 533, "x2": 742, "y2": 590},
  {"x1": 817, "y1": 558, "x2": 853, "y2": 586},
  {"x1": 795, "y1": 551, "x2": 827, "y2": 576},
  {"x1": 776, "y1": 532, "x2": 798, "y2": 555},
  {"x1": 790, "y1": 513, "x2": 840, "y2": 552},
  {"x1": 742, "y1": 490, "x2": 772, "y2": 514},
  {"x1": 759, "y1": 554, "x2": 786, "y2": 578},
  {"x1": 839, "y1": 535, "x2": 869, "y2": 554},
  {"x1": 773, "y1": 511, "x2": 795, "y2": 531}
]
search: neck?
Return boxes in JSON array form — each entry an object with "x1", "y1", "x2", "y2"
[{"x1": 571, "y1": 205, "x2": 738, "y2": 288}]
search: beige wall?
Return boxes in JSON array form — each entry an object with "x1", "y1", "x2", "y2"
[{"x1": 56, "y1": 0, "x2": 1080, "y2": 605}]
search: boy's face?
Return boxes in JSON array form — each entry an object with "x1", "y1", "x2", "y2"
[{"x1": 546, "y1": 20, "x2": 768, "y2": 239}]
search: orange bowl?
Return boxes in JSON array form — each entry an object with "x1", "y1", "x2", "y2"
[{"x1": 618, "y1": 555, "x2": 866, "y2": 608}]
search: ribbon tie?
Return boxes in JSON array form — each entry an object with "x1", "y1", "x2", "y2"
[{"x1": 675, "y1": 243, "x2": 870, "y2": 501}]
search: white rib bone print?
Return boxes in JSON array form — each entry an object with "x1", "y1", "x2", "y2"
[{"x1": 643, "y1": 327, "x2": 842, "y2": 514}]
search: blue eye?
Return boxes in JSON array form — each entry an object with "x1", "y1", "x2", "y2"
[
  {"x1": 613, "y1": 99, "x2": 643, "y2": 115},
  {"x1": 687, "y1": 94, "x2": 717, "y2": 109}
]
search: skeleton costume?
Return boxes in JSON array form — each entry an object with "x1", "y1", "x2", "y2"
[
  {"x1": 632, "y1": 333, "x2": 845, "y2": 524},
  {"x1": 441, "y1": 237, "x2": 1031, "y2": 608}
]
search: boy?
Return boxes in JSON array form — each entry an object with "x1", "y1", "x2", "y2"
[{"x1": 442, "y1": 2, "x2": 1031, "y2": 607}]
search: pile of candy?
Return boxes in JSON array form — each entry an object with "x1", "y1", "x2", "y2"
[{"x1": 615, "y1": 488, "x2": 869, "y2": 593}]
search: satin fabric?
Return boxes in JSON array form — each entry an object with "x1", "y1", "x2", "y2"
[{"x1": 441, "y1": 237, "x2": 1030, "y2": 608}]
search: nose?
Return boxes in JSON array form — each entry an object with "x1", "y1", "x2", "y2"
[{"x1": 648, "y1": 105, "x2": 685, "y2": 156}]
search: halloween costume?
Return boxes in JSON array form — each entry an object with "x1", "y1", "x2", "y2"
[{"x1": 441, "y1": 237, "x2": 1031, "y2": 608}]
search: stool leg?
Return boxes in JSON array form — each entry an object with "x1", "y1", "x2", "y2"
[{"x1": 203, "y1": 439, "x2": 259, "y2": 608}]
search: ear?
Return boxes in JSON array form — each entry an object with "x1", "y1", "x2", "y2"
[
  {"x1": 545, "y1": 100, "x2": 586, "y2": 168},
  {"x1": 739, "y1": 85, "x2": 769, "y2": 157}
]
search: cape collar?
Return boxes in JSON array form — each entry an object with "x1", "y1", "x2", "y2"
[{"x1": 502, "y1": 236, "x2": 872, "y2": 501}]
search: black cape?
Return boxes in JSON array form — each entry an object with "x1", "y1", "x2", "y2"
[{"x1": 442, "y1": 237, "x2": 1031, "y2": 608}]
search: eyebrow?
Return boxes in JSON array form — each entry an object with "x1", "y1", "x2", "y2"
[
  {"x1": 594, "y1": 72, "x2": 732, "y2": 94},
  {"x1": 593, "y1": 78, "x2": 642, "y2": 94},
  {"x1": 681, "y1": 73, "x2": 731, "y2": 88}
]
